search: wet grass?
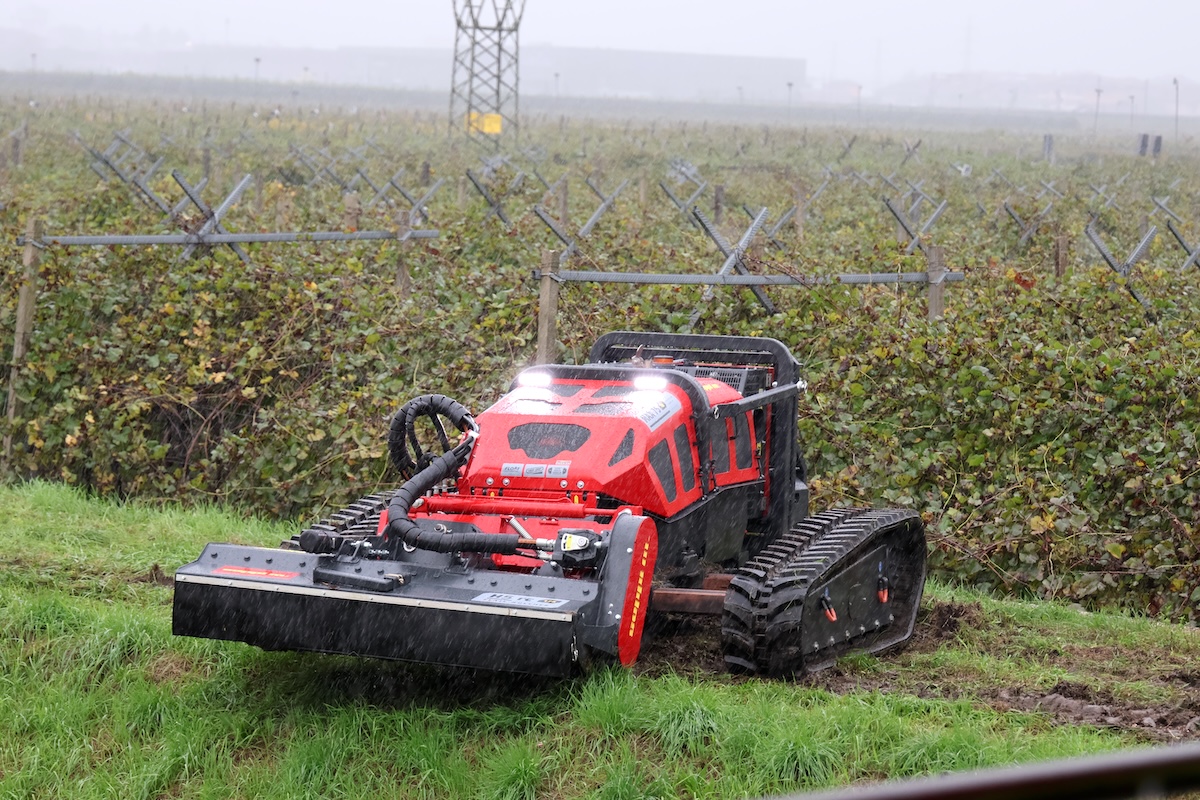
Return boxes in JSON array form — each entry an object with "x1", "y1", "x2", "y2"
[{"x1": 2, "y1": 481, "x2": 1188, "y2": 799}]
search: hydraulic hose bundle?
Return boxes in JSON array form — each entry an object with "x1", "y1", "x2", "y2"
[{"x1": 385, "y1": 395, "x2": 522, "y2": 555}]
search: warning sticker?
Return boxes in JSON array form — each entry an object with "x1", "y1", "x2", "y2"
[
  {"x1": 214, "y1": 565, "x2": 300, "y2": 581},
  {"x1": 472, "y1": 592, "x2": 570, "y2": 609},
  {"x1": 546, "y1": 464, "x2": 569, "y2": 478}
]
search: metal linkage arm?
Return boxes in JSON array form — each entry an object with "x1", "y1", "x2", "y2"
[
  {"x1": 1084, "y1": 218, "x2": 1157, "y2": 318},
  {"x1": 174, "y1": 171, "x2": 253, "y2": 264},
  {"x1": 690, "y1": 206, "x2": 776, "y2": 318}
]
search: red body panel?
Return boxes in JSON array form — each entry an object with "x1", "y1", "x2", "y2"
[{"x1": 457, "y1": 374, "x2": 759, "y2": 518}]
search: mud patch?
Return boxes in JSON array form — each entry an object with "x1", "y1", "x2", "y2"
[
  {"x1": 131, "y1": 563, "x2": 174, "y2": 587},
  {"x1": 907, "y1": 599, "x2": 986, "y2": 652},
  {"x1": 993, "y1": 685, "x2": 1200, "y2": 743},
  {"x1": 636, "y1": 613, "x2": 725, "y2": 677}
]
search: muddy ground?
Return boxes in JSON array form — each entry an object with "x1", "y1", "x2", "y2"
[{"x1": 636, "y1": 600, "x2": 1200, "y2": 744}]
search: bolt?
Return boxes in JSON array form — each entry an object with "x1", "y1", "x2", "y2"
[
  {"x1": 576, "y1": 480, "x2": 585, "y2": 489},
  {"x1": 486, "y1": 477, "x2": 494, "y2": 486},
  {"x1": 560, "y1": 480, "x2": 568, "y2": 488},
  {"x1": 502, "y1": 478, "x2": 510, "y2": 486}
]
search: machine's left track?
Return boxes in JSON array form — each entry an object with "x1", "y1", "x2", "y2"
[{"x1": 281, "y1": 492, "x2": 394, "y2": 550}]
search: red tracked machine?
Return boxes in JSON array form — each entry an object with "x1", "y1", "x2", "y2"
[{"x1": 173, "y1": 333, "x2": 926, "y2": 677}]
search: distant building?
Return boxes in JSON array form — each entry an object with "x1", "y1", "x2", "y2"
[{"x1": 0, "y1": 34, "x2": 804, "y2": 106}]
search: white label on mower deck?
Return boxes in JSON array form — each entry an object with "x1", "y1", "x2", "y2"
[{"x1": 472, "y1": 592, "x2": 570, "y2": 608}]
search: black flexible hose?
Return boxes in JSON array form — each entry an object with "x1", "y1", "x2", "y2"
[
  {"x1": 385, "y1": 396, "x2": 522, "y2": 555},
  {"x1": 388, "y1": 394, "x2": 477, "y2": 477}
]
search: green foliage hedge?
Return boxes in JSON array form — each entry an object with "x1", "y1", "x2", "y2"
[{"x1": 3, "y1": 101, "x2": 1199, "y2": 621}]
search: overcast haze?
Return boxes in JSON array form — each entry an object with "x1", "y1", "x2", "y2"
[{"x1": 6, "y1": 0, "x2": 1199, "y2": 90}]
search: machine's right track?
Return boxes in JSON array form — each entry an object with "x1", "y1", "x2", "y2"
[{"x1": 721, "y1": 507, "x2": 927, "y2": 677}]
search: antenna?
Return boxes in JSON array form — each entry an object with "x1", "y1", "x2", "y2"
[{"x1": 450, "y1": 1, "x2": 527, "y2": 150}]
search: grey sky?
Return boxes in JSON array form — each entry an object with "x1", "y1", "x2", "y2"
[{"x1": 9, "y1": 0, "x2": 1199, "y2": 88}]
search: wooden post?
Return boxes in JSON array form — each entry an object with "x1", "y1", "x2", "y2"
[
  {"x1": 5, "y1": 218, "x2": 42, "y2": 470},
  {"x1": 714, "y1": 184, "x2": 725, "y2": 224},
  {"x1": 342, "y1": 192, "x2": 361, "y2": 230},
  {"x1": 419, "y1": 160, "x2": 431, "y2": 186},
  {"x1": 202, "y1": 147, "x2": 211, "y2": 180},
  {"x1": 11, "y1": 135, "x2": 20, "y2": 168},
  {"x1": 558, "y1": 177, "x2": 569, "y2": 227},
  {"x1": 1054, "y1": 235, "x2": 1069, "y2": 278},
  {"x1": 253, "y1": 176, "x2": 264, "y2": 219},
  {"x1": 926, "y1": 246, "x2": 946, "y2": 321},
  {"x1": 457, "y1": 176, "x2": 467, "y2": 209},
  {"x1": 536, "y1": 250, "x2": 561, "y2": 365},
  {"x1": 794, "y1": 187, "x2": 806, "y2": 239},
  {"x1": 638, "y1": 173, "x2": 647, "y2": 207},
  {"x1": 275, "y1": 193, "x2": 293, "y2": 230},
  {"x1": 394, "y1": 220, "x2": 412, "y2": 296}
]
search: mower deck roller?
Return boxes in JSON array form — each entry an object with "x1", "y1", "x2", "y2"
[{"x1": 174, "y1": 332, "x2": 926, "y2": 677}]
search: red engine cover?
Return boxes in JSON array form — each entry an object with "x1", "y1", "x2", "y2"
[{"x1": 459, "y1": 372, "x2": 758, "y2": 518}]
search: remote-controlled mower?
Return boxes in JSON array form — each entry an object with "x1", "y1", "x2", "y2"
[{"x1": 173, "y1": 332, "x2": 926, "y2": 677}]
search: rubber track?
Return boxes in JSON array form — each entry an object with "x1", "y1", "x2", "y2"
[
  {"x1": 721, "y1": 507, "x2": 867, "y2": 673},
  {"x1": 290, "y1": 492, "x2": 395, "y2": 546},
  {"x1": 722, "y1": 507, "x2": 924, "y2": 676}
]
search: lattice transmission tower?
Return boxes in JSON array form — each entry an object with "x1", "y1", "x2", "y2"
[{"x1": 449, "y1": 1, "x2": 527, "y2": 149}]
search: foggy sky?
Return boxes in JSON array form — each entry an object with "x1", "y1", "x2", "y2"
[{"x1": 8, "y1": 0, "x2": 1198, "y2": 91}]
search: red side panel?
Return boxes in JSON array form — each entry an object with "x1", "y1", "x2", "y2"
[{"x1": 617, "y1": 516, "x2": 659, "y2": 665}]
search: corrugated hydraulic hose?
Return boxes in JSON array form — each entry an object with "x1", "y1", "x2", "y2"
[{"x1": 385, "y1": 395, "x2": 522, "y2": 555}]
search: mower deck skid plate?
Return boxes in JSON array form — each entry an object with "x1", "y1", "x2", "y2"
[{"x1": 173, "y1": 544, "x2": 601, "y2": 677}]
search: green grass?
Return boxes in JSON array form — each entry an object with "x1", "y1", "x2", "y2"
[{"x1": 4, "y1": 481, "x2": 1193, "y2": 799}]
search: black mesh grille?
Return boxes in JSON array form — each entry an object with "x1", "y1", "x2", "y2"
[{"x1": 674, "y1": 365, "x2": 772, "y2": 395}]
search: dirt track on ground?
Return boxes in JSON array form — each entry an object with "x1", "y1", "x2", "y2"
[{"x1": 636, "y1": 600, "x2": 1200, "y2": 743}]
